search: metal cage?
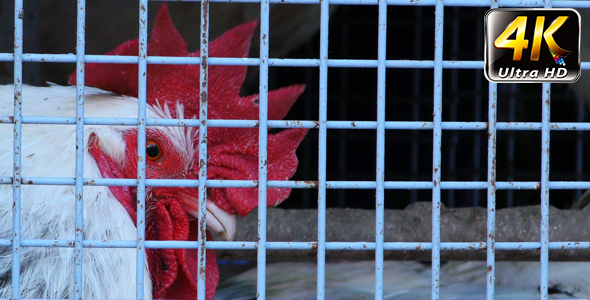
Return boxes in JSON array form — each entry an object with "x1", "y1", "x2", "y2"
[{"x1": 3, "y1": 0, "x2": 590, "y2": 300}]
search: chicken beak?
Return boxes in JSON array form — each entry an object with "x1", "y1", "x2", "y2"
[
  {"x1": 204, "y1": 200, "x2": 237, "y2": 241},
  {"x1": 179, "y1": 192, "x2": 236, "y2": 241}
]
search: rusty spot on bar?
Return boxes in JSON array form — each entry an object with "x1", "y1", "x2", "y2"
[{"x1": 303, "y1": 180, "x2": 318, "y2": 188}]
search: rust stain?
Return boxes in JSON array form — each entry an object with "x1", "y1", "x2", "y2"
[{"x1": 303, "y1": 180, "x2": 318, "y2": 188}]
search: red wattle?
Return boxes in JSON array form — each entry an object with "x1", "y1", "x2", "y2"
[{"x1": 147, "y1": 198, "x2": 219, "y2": 300}]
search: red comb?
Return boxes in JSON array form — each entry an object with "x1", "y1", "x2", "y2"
[{"x1": 71, "y1": 4, "x2": 308, "y2": 299}]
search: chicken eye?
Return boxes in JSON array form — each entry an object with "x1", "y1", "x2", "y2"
[{"x1": 146, "y1": 140, "x2": 162, "y2": 161}]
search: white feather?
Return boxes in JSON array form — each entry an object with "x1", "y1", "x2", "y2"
[
  {"x1": 215, "y1": 261, "x2": 590, "y2": 299},
  {"x1": 0, "y1": 85, "x2": 194, "y2": 299}
]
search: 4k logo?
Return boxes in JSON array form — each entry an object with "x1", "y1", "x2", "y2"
[{"x1": 485, "y1": 9, "x2": 580, "y2": 83}]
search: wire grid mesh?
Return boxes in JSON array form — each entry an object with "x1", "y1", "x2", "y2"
[{"x1": 4, "y1": 0, "x2": 590, "y2": 300}]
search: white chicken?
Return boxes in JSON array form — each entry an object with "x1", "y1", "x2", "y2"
[{"x1": 0, "y1": 84, "x2": 234, "y2": 299}]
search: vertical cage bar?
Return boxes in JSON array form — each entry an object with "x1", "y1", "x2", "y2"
[
  {"x1": 135, "y1": 1, "x2": 148, "y2": 299},
  {"x1": 486, "y1": 3, "x2": 498, "y2": 299},
  {"x1": 258, "y1": 0, "x2": 270, "y2": 298},
  {"x1": 540, "y1": 3, "x2": 551, "y2": 299},
  {"x1": 375, "y1": 0, "x2": 387, "y2": 298},
  {"x1": 197, "y1": 0, "x2": 210, "y2": 298},
  {"x1": 317, "y1": 0, "x2": 329, "y2": 298},
  {"x1": 73, "y1": 1, "x2": 86, "y2": 299},
  {"x1": 431, "y1": 1, "x2": 444, "y2": 299},
  {"x1": 540, "y1": 83, "x2": 551, "y2": 300},
  {"x1": 486, "y1": 82, "x2": 497, "y2": 300},
  {"x1": 11, "y1": 0, "x2": 23, "y2": 299}
]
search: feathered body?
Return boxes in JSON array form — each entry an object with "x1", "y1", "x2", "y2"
[
  {"x1": 0, "y1": 84, "x2": 199, "y2": 299},
  {"x1": 215, "y1": 260, "x2": 590, "y2": 300}
]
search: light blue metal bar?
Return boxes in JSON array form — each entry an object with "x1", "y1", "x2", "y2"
[
  {"x1": 541, "y1": 8, "x2": 553, "y2": 298},
  {"x1": 74, "y1": 1, "x2": 86, "y2": 299},
  {"x1": 375, "y1": 0, "x2": 387, "y2": 298},
  {"x1": 541, "y1": 7, "x2": 553, "y2": 298},
  {"x1": 8, "y1": 117, "x2": 590, "y2": 132},
  {"x1": 21, "y1": 239, "x2": 138, "y2": 248},
  {"x1": 431, "y1": 0, "x2": 444, "y2": 299},
  {"x1": 317, "y1": 0, "x2": 329, "y2": 298},
  {"x1": 486, "y1": 5, "x2": 498, "y2": 296},
  {"x1": 12, "y1": 0, "x2": 23, "y2": 299},
  {"x1": 486, "y1": 82, "x2": 497, "y2": 300},
  {"x1": 258, "y1": 0, "x2": 270, "y2": 298},
  {"x1": 0, "y1": 54, "x2": 494, "y2": 70},
  {"x1": 197, "y1": 0, "x2": 209, "y2": 298},
  {"x1": 0, "y1": 53, "x2": 491, "y2": 69},
  {"x1": 0, "y1": 177, "x2": 561, "y2": 189},
  {"x1": 10, "y1": 52, "x2": 590, "y2": 70},
  {"x1": 8, "y1": 237, "x2": 590, "y2": 251},
  {"x1": 6, "y1": 177, "x2": 590, "y2": 190},
  {"x1": 540, "y1": 80, "x2": 551, "y2": 300},
  {"x1": 135, "y1": 1, "x2": 149, "y2": 299},
  {"x1": 7, "y1": 238, "x2": 590, "y2": 251}
]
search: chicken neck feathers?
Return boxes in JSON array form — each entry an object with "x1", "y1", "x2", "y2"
[{"x1": 0, "y1": 84, "x2": 198, "y2": 299}]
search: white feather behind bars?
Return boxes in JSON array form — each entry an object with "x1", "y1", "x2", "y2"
[
  {"x1": 0, "y1": 85, "x2": 154, "y2": 299},
  {"x1": 216, "y1": 260, "x2": 590, "y2": 299}
]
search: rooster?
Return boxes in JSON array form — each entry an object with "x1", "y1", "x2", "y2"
[{"x1": 1, "y1": 5, "x2": 307, "y2": 300}]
